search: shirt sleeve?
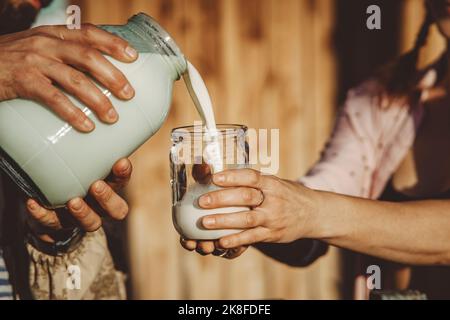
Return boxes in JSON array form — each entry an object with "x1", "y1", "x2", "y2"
[
  {"x1": 255, "y1": 239, "x2": 329, "y2": 267},
  {"x1": 299, "y1": 82, "x2": 383, "y2": 197}
]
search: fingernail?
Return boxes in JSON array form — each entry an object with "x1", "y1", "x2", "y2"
[
  {"x1": 203, "y1": 217, "x2": 215, "y2": 227},
  {"x1": 214, "y1": 174, "x2": 225, "y2": 183},
  {"x1": 121, "y1": 83, "x2": 135, "y2": 99},
  {"x1": 200, "y1": 195, "x2": 211, "y2": 206},
  {"x1": 27, "y1": 199, "x2": 38, "y2": 210},
  {"x1": 107, "y1": 108, "x2": 118, "y2": 122},
  {"x1": 125, "y1": 46, "x2": 138, "y2": 59},
  {"x1": 94, "y1": 181, "x2": 106, "y2": 194},
  {"x1": 81, "y1": 118, "x2": 95, "y2": 131},
  {"x1": 119, "y1": 161, "x2": 130, "y2": 175},
  {"x1": 70, "y1": 198, "x2": 83, "y2": 210},
  {"x1": 221, "y1": 239, "x2": 230, "y2": 247}
]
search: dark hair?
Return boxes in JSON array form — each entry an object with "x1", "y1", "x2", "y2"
[
  {"x1": 0, "y1": 0, "x2": 53, "y2": 36},
  {"x1": 377, "y1": 6, "x2": 434, "y2": 99}
]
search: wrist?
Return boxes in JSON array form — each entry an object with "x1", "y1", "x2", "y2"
[
  {"x1": 306, "y1": 190, "x2": 353, "y2": 240},
  {"x1": 295, "y1": 186, "x2": 325, "y2": 239}
]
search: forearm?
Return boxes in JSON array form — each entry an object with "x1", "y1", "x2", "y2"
[{"x1": 314, "y1": 191, "x2": 450, "y2": 265}]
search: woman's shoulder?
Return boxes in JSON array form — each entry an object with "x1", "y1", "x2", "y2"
[
  {"x1": 339, "y1": 78, "x2": 418, "y2": 145},
  {"x1": 344, "y1": 78, "x2": 388, "y2": 108},
  {"x1": 347, "y1": 52, "x2": 445, "y2": 109},
  {"x1": 343, "y1": 77, "x2": 415, "y2": 117},
  {"x1": 340, "y1": 78, "x2": 387, "y2": 126},
  {"x1": 348, "y1": 78, "x2": 385, "y2": 97}
]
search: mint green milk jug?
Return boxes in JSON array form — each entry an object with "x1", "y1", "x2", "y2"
[{"x1": 0, "y1": 13, "x2": 187, "y2": 208}]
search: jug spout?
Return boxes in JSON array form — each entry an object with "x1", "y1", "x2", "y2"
[{"x1": 100, "y1": 13, "x2": 187, "y2": 80}]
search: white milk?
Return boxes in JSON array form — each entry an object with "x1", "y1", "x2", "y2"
[
  {"x1": 183, "y1": 62, "x2": 217, "y2": 132},
  {"x1": 172, "y1": 62, "x2": 246, "y2": 240},
  {"x1": 183, "y1": 62, "x2": 223, "y2": 173},
  {"x1": 173, "y1": 183, "x2": 245, "y2": 240}
]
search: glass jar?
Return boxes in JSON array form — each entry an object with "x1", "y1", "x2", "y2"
[
  {"x1": 170, "y1": 124, "x2": 249, "y2": 240},
  {"x1": 0, "y1": 13, "x2": 186, "y2": 208}
]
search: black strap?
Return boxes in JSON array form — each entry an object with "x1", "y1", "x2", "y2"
[{"x1": 26, "y1": 227, "x2": 85, "y2": 257}]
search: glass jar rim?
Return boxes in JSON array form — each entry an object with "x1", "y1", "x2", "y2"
[{"x1": 171, "y1": 124, "x2": 247, "y2": 138}]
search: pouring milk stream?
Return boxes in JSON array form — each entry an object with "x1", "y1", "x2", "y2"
[{"x1": 175, "y1": 62, "x2": 245, "y2": 240}]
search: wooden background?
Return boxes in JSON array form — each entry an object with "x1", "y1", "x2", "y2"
[{"x1": 72, "y1": 0, "x2": 444, "y2": 299}]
